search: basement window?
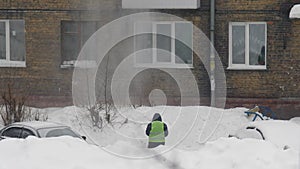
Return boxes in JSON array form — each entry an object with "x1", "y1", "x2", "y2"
[
  {"x1": 228, "y1": 22, "x2": 267, "y2": 70},
  {"x1": 0, "y1": 20, "x2": 26, "y2": 67}
]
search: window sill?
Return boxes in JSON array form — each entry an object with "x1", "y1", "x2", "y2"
[
  {"x1": 60, "y1": 60, "x2": 97, "y2": 69},
  {"x1": 227, "y1": 65, "x2": 266, "y2": 70},
  {"x1": 0, "y1": 60, "x2": 26, "y2": 68},
  {"x1": 60, "y1": 64, "x2": 74, "y2": 69},
  {"x1": 135, "y1": 63, "x2": 194, "y2": 69}
]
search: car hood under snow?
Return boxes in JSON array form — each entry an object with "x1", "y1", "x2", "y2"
[{"x1": 246, "y1": 120, "x2": 300, "y2": 150}]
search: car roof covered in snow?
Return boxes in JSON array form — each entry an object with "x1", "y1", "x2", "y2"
[{"x1": 10, "y1": 121, "x2": 68, "y2": 130}]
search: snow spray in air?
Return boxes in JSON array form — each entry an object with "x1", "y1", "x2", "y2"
[{"x1": 72, "y1": 12, "x2": 226, "y2": 159}]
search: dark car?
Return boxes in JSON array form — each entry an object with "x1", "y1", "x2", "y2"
[{"x1": 0, "y1": 121, "x2": 86, "y2": 140}]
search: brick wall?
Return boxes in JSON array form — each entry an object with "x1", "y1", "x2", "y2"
[
  {"x1": 0, "y1": 0, "x2": 120, "y2": 11},
  {"x1": 214, "y1": 1, "x2": 299, "y2": 99},
  {"x1": 0, "y1": 0, "x2": 123, "y2": 107},
  {"x1": 0, "y1": 0, "x2": 299, "y2": 118},
  {"x1": 213, "y1": 0, "x2": 300, "y2": 118}
]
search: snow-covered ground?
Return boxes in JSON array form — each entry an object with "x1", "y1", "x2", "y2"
[
  {"x1": 0, "y1": 136, "x2": 298, "y2": 169},
  {"x1": 42, "y1": 106, "x2": 252, "y2": 150},
  {"x1": 291, "y1": 117, "x2": 300, "y2": 126},
  {"x1": 0, "y1": 105, "x2": 299, "y2": 169}
]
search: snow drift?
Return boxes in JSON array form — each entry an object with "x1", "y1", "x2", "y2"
[
  {"x1": 0, "y1": 136, "x2": 298, "y2": 169},
  {"x1": 42, "y1": 106, "x2": 252, "y2": 150}
]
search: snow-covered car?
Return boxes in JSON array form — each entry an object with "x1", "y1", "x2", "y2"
[
  {"x1": 230, "y1": 120, "x2": 300, "y2": 150},
  {"x1": 0, "y1": 121, "x2": 86, "y2": 140}
]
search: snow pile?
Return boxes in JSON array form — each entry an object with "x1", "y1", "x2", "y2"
[
  {"x1": 0, "y1": 136, "x2": 298, "y2": 169},
  {"x1": 234, "y1": 120, "x2": 300, "y2": 151},
  {"x1": 0, "y1": 106, "x2": 299, "y2": 169},
  {"x1": 290, "y1": 117, "x2": 300, "y2": 126},
  {"x1": 290, "y1": 4, "x2": 300, "y2": 18},
  {"x1": 251, "y1": 120, "x2": 300, "y2": 150},
  {"x1": 40, "y1": 106, "x2": 251, "y2": 150}
]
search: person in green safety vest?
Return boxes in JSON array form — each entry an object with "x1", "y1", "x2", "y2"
[{"x1": 145, "y1": 113, "x2": 168, "y2": 148}]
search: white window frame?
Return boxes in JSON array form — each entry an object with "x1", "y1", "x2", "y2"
[
  {"x1": 134, "y1": 21, "x2": 193, "y2": 69},
  {"x1": 0, "y1": 20, "x2": 26, "y2": 67},
  {"x1": 228, "y1": 22, "x2": 267, "y2": 70}
]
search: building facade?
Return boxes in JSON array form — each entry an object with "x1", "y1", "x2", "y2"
[{"x1": 0, "y1": 0, "x2": 299, "y2": 119}]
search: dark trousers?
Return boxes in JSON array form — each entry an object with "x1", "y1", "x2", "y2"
[{"x1": 148, "y1": 142, "x2": 165, "y2": 148}]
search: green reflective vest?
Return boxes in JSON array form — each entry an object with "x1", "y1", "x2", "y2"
[{"x1": 149, "y1": 121, "x2": 165, "y2": 143}]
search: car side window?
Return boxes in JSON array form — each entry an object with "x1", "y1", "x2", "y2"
[
  {"x1": 1, "y1": 127, "x2": 22, "y2": 138},
  {"x1": 21, "y1": 128, "x2": 35, "y2": 138},
  {"x1": 45, "y1": 128, "x2": 78, "y2": 138}
]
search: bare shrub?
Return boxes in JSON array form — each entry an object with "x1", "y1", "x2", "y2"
[
  {"x1": 88, "y1": 103, "x2": 104, "y2": 129},
  {"x1": 0, "y1": 83, "x2": 48, "y2": 126},
  {"x1": 0, "y1": 83, "x2": 27, "y2": 126},
  {"x1": 23, "y1": 108, "x2": 48, "y2": 122},
  {"x1": 87, "y1": 101, "x2": 117, "y2": 129}
]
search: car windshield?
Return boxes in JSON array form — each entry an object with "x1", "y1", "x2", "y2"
[{"x1": 37, "y1": 127, "x2": 80, "y2": 138}]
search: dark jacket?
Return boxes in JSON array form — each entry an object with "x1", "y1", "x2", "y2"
[{"x1": 146, "y1": 113, "x2": 168, "y2": 137}]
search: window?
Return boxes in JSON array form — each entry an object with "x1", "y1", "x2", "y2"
[
  {"x1": 135, "y1": 22, "x2": 193, "y2": 68},
  {"x1": 0, "y1": 20, "x2": 26, "y2": 67},
  {"x1": 20, "y1": 128, "x2": 35, "y2": 138},
  {"x1": 1, "y1": 127, "x2": 22, "y2": 138},
  {"x1": 45, "y1": 128, "x2": 79, "y2": 138},
  {"x1": 61, "y1": 21, "x2": 99, "y2": 67},
  {"x1": 229, "y1": 22, "x2": 267, "y2": 70}
]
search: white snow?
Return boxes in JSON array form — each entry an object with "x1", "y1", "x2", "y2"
[
  {"x1": 41, "y1": 106, "x2": 252, "y2": 150},
  {"x1": 12, "y1": 121, "x2": 68, "y2": 129},
  {"x1": 290, "y1": 117, "x2": 300, "y2": 126},
  {"x1": 0, "y1": 105, "x2": 299, "y2": 169},
  {"x1": 290, "y1": 4, "x2": 300, "y2": 18},
  {"x1": 252, "y1": 120, "x2": 300, "y2": 150},
  {"x1": 0, "y1": 136, "x2": 298, "y2": 169},
  {"x1": 234, "y1": 120, "x2": 300, "y2": 151}
]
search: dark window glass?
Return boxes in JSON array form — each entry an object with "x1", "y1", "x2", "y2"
[
  {"x1": 45, "y1": 128, "x2": 79, "y2": 138},
  {"x1": 62, "y1": 34, "x2": 79, "y2": 61},
  {"x1": 21, "y1": 128, "x2": 35, "y2": 138},
  {"x1": 10, "y1": 20, "x2": 26, "y2": 61},
  {"x1": 81, "y1": 22, "x2": 97, "y2": 44},
  {"x1": 232, "y1": 25, "x2": 245, "y2": 64},
  {"x1": 156, "y1": 24, "x2": 172, "y2": 62},
  {"x1": 2, "y1": 127, "x2": 22, "y2": 138},
  {"x1": 0, "y1": 22, "x2": 6, "y2": 60},
  {"x1": 61, "y1": 21, "x2": 99, "y2": 64},
  {"x1": 175, "y1": 22, "x2": 193, "y2": 64},
  {"x1": 249, "y1": 24, "x2": 266, "y2": 65}
]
